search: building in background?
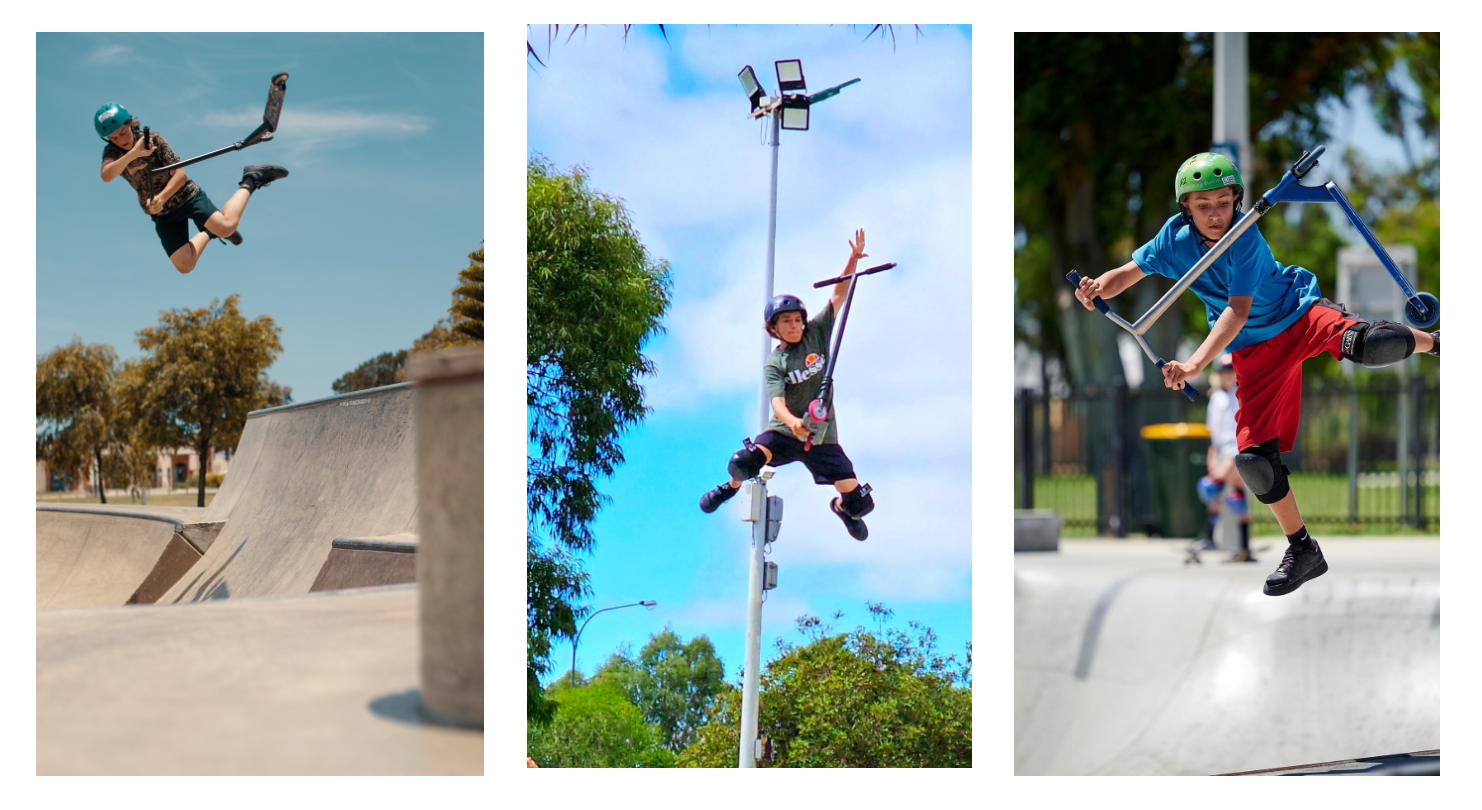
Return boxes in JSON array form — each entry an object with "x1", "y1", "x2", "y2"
[{"x1": 36, "y1": 446, "x2": 232, "y2": 496}]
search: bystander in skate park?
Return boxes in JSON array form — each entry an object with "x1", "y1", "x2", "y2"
[
  {"x1": 35, "y1": 33, "x2": 484, "y2": 776},
  {"x1": 1014, "y1": 32, "x2": 1439, "y2": 775}
]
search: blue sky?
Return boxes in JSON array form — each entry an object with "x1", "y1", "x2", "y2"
[
  {"x1": 36, "y1": 33, "x2": 482, "y2": 402},
  {"x1": 527, "y1": 25, "x2": 974, "y2": 685}
]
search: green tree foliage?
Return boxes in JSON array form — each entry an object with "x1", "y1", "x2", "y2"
[
  {"x1": 331, "y1": 351, "x2": 407, "y2": 395},
  {"x1": 680, "y1": 604, "x2": 972, "y2": 768},
  {"x1": 446, "y1": 244, "x2": 484, "y2": 346},
  {"x1": 36, "y1": 338, "x2": 119, "y2": 502},
  {"x1": 527, "y1": 24, "x2": 921, "y2": 69},
  {"x1": 106, "y1": 359, "x2": 171, "y2": 502},
  {"x1": 527, "y1": 544, "x2": 589, "y2": 724},
  {"x1": 594, "y1": 628, "x2": 727, "y2": 753},
  {"x1": 331, "y1": 322, "x2": 460, "y2": 395},
  {"x1": 1015, "y1": 33, "x2": 1438, "y2": 389},
  {"x1": 527, "y1": 154, "x2": 671, "y2": 720},
  {"x1": 526, "y1": 680, "x2": 676, "y2": 768},
  {"x1": 130, "y1": 295, "x2": 285, "y2": 507}
]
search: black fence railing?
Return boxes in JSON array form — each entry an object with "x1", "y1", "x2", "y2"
[{"x1": 1014, "y1": 377, "x2": 1439, "y2": 536}]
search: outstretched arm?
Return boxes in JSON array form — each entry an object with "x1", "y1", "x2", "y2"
[
  {"x1": 1072, "y1": 260, "x2": 1146, "y2": 310},
  {"x1": 830, "y1": 229, "x2": 868, "y2": 313}
]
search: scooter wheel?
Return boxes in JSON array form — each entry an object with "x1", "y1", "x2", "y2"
[
  {"x1": 808, "y1": 400, "x2": 829, "y2": 421},
  {"x1": 1406, "y1": 292, "x2": 1439, "y2": 328}
]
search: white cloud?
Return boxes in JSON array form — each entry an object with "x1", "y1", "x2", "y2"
[{"x1": 87, "y1": 44, "x2": 137, "y2": 65}]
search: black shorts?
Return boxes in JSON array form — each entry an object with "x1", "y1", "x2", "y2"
[
  {"x1": 753, "y1": 430, "x2": 857, "y2": 485},
  {"x1": 152, "y1": 189, "x2": 220, "y2": 257}
]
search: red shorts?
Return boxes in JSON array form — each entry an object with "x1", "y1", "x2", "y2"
[{"x1": 1230, "y1": 299, "x2": 1363, "y2": 453}]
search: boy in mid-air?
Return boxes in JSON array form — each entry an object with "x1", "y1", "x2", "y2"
[
  {"x1": 97, "y1": 103, "x2": 289, "y2": 274},
  {"x1": 698, "y1": 229, "x2": 877, "y2": 541},
  {"x1": 1074, "y1": 153, "x2": 1438, "y2": 596}
]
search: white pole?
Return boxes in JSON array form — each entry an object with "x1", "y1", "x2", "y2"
[
  {"x1": 739, "y1": 108, "x2": 781, "y2": 769},
  {"x1": 1213, "y1": 33, "x2": 1252, "y2": 191}
]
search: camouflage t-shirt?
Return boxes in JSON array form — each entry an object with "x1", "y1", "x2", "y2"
[
  {"x1": 764, "y1": 299, "x2": 839, "y2": 444},
  {"x1": 101, "y1": 130, "x2": 200, "y2": 217}
]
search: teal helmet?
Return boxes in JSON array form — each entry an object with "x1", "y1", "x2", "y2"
[{"x1": 94, "y1": 103, "x2": 132, "y2": 141}]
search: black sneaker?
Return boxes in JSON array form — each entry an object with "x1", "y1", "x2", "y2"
[
  {"x1": 1426, "y1": 330, "x2": 1439, "y2": 357},
  {"x1": 832, "y1": 497, "x2": 868, "y2": 541},
  {"x1": 1263, "y1": 538, "x2": 1327, "y2": 596},
  {"x1": 699, "y1": 482, "x2": 740, "y2": 514},
  {"x1": 240, "y1": 164, "x2": 290, "y2": 192},
  {"x1": 223, "y1": 229, "x2": 243, "y2": 246}
]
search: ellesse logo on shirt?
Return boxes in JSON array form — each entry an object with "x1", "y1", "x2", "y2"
[{"x1": 786, "y1": 353, "x2": 826, "y2": 385}]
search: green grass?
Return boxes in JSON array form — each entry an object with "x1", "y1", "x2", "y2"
[
  {"x1": 36, "y1": 492, "x2": 216, "y2": 507},
  {"x1": 1020, "y1": 472, "x2": 1438, "y2": 536}
]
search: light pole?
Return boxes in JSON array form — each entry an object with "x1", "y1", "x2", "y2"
[
  {"x1": 570, "y1": 600, "x2": 656, "y2": 687},
  {"x1": 734, "y1": 59, "x2": 858, "y2": 769}
]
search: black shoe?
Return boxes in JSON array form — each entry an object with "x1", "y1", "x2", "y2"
[
  {"x1": 223, "y1": 229, "x2": 243, "y2": 246},
  {"x1": 832, "y1": 497, "x2": 868, "y2": 541},
  {"x1": 1263, "y1": 539, "x2": 1327, "y2": 596},
  {"x1": 240, "y1": 164, "x2": 290, "y2": 192},
  {"x1": 699, "y1": 482, "x2": 740, "y2": 514},
  {"x1": 1426, "y1": 330, "x2": 1439, "y2": 357}
]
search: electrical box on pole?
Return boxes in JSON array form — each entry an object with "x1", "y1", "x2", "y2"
[{"x1": 763, "y1": 561, "x2": 778, "y2": 591}]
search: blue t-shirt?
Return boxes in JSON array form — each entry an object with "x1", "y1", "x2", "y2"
[{"x1": 1132, "y1": 212, "x2": 1321, "y2": 353}]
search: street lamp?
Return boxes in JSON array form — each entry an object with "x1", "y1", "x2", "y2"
[
  {"x1": 738, "y1": 65, "x2": 765, "y2": 113},
  {"x1": 570, "y1": 600, "x2": 657, "y2": 687},
  {"x1": 734, "y1": 57, "x2": 859, "y2": 770}
]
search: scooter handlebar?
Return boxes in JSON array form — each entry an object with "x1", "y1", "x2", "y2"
[
  {"x1": 1292, "y1": 145, "x2": 1325, "y2": 178},
  {"x1": 813, "y1": 262, "x2": 896, "y2": 288},
  {"x1": 1066, "y1": 270, "x2": 1111, "y2": 315}
]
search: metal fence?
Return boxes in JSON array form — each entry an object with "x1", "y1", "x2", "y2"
[{"x1": 1014, "y1": 377, "x2": 1439, "y2": 536}]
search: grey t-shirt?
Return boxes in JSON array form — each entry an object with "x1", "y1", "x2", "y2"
[{"x1": 764, "y1": 299, "x2": 839, "y2": 444}]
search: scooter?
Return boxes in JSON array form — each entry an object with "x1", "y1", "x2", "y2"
[
  {"x1": 149, "y1": 72, "x2": 289, "y2": 176},
  {"x1": 802, "y1": 261, "x2": 895, "y2": 451},
  {"x1": 1067, "y1": 144, "x2": 1440, "y2": 403}
]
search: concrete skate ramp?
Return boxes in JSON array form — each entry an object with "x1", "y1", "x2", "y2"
[
  {"x1": 37, "y1": 585, "x2": 482, "y2": 775},
  {"x1": 36, "y1": 508, "x2": 193, "y2": 610},
  {"x1": 1015, "y1": 538, "x2": 1439, "y2": 775},
  {"x1": 158, "y1": 383, "x2": 418, "y2": 603},
  {"x1": 309, "y1": 534, "x2": 419, "y2": 592}
]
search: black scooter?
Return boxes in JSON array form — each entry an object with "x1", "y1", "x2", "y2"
[{"x1": 802, "y1": 261, "x2": 895, "y2": 451}]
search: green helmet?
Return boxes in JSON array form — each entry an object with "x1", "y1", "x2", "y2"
[
  {"x1": 94, "y1": 103, "x2": 132, "y2": 141},
  {"x1": 1175, "y1": 152, "x2": 1243, "y2": 208}
]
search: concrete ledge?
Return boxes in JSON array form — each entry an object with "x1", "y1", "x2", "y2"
[{"x1": 1015, "y1": 509, "x2": 1061, "y2": 552}]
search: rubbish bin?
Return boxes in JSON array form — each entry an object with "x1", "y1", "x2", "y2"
[{"x1": 1140, "y1": 422, "x2": 1210, "y2": 538}]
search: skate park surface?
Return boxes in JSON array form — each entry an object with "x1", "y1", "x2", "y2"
[
  {"x1": 35, "y1": 383, "x2": 482, "y2": 775},
  {"x1": 1015, "y1": 537, "x2": 1439, "y2": 776}
]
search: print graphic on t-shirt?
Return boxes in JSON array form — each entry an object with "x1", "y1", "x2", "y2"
[{"x1": 787, "y1": 352, "x2": 827, "y2": 385}]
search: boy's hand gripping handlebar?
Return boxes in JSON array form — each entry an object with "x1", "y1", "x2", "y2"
[
  {"x1": 1065, "y1": 269, "x2": 1199, "y2": 401},
  {"x1": 802, "y1": 262, "x2": 896, "y2": 450}
]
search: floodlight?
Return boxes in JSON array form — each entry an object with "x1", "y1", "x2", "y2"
[
  {"x1": 779, "y1": 95, "x2": 810, "y2": 131},
  {"x1": 738, "y1": 65, "x2": 765, "y2": 112},
  {"x1": 775, "y1": 59, "x2": 806, "y2": 93}
]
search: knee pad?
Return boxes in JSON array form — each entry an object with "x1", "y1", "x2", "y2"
[
  {"x1": 727, "y1": 439, "x2": 767, "y2": 481},
  {"x1": 1235, "y1": 439, "x2": 1290, "y2": 504},
  {"x1": 1340, "y1": 320, "x2": 1415, "y2": 368},
  {"x1": 1196, "y1": 475, "x2": 1221, "y2": 505},
  {"x1": 840, "y1": 483, "x2": 875, "y2": 519}
]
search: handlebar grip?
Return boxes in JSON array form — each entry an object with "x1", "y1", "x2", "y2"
[
  {"x1": 1293, "y1": 145, "x2": 1325, "y2": 177},
  {"x1": 1154, "y1": 359, "x2": 1200, "y2": 401},
  {"x1": 812, "y1": 262, "x2": 896, "y2": 289},
  {"x1": 1065, "y1": 270, "x2": 1110, "y2": 315}
]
